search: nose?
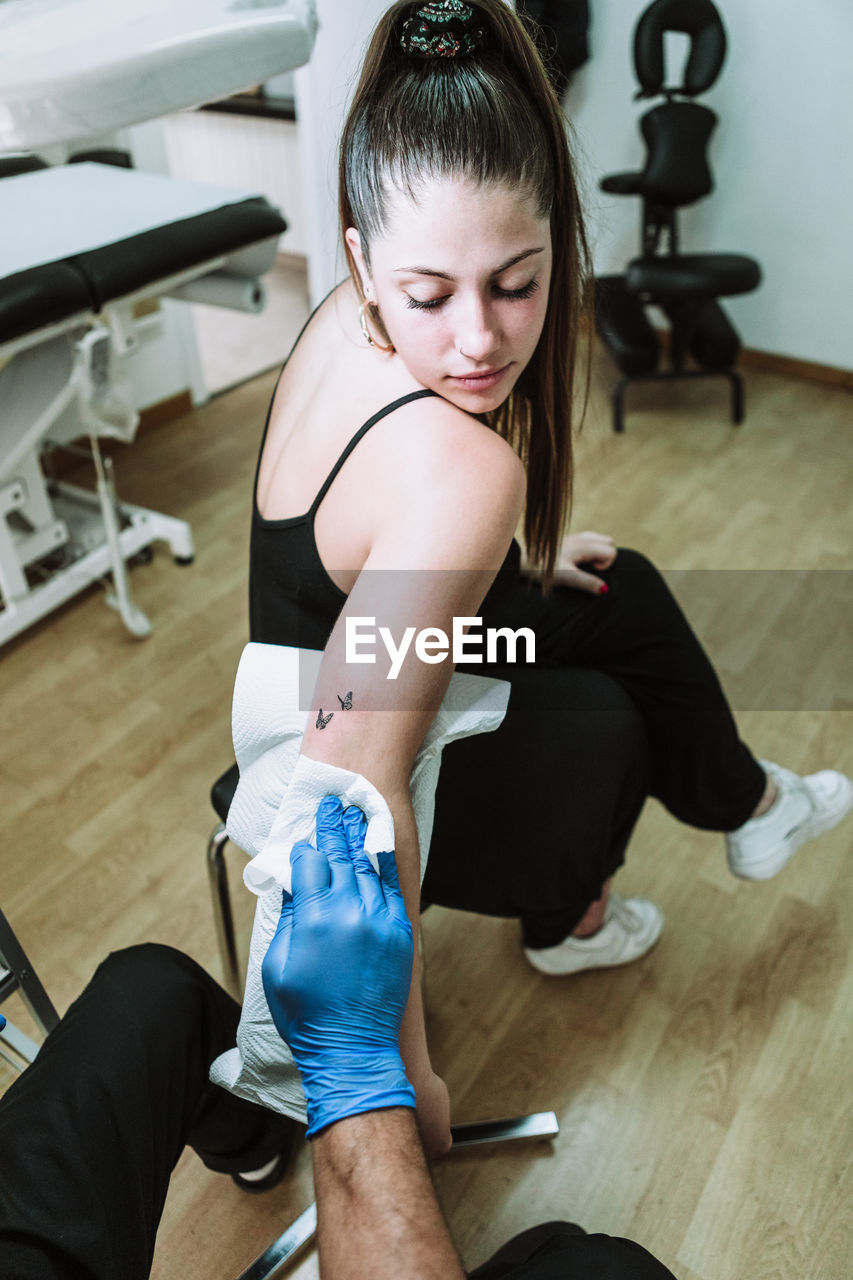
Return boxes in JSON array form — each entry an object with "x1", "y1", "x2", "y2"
[{"x1": 456, "y1": 295, "x2": 501, "y2": 363}]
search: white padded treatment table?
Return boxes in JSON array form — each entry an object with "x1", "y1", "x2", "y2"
[{"x1": 0, "y1": 163, "x2": 286, "y2": 644}]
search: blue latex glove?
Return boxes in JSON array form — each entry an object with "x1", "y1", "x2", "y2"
[
  {"x1": 0, "y1": 1014, "x2": 5, "y2": 1031},
  {"x1": 262, "y1": 794, "x2": 416, "y2": 1139}
]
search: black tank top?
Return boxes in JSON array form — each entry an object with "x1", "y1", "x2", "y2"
[
  {"x1": 249, "y1": 384, "x2": 522, "y2": 651},
  {"x1": 250, "y1": 388, "x2": 438, "y2": 649}
]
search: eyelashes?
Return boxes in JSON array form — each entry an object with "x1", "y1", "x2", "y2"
[{"x1": 405, "y1": 278, "x2": 540, "y2": 312}]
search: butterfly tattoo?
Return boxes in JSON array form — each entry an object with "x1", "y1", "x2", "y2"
[
  {"x1": 337, "y1": 691, "x2": 353, "y2": 710},
  {"x1": 316, "y1": 709, "x2": 334, "y2": 730}
]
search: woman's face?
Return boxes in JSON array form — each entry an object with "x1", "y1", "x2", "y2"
[{"x1": 346, "y1": 176, "x2": 552, "y2": 413}]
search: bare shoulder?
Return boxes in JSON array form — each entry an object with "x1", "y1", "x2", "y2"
[
  {"x1": 388, "y1": 394, "x2": 525, "y2": 512},
  {"x1": 362, "y1": 394, "x2": 525, "y2": 571}
]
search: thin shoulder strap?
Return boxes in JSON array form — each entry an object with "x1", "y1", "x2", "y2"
[{"x1": 309, "y1": 389, "x2": 437, "y2": 515}]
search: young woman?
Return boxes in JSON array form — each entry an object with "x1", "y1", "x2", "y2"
[{"x1": 248, "y1": 0, "x2": 851, "y2": 1154}]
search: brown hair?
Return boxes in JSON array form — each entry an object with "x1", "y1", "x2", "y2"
[{"x1": 339, "y1": 0, "x2": 591, "y2": 588}]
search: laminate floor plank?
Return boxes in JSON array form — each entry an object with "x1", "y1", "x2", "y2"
[{"x1": 1, "y1": 350, "x2": 851, "y2": 1279}]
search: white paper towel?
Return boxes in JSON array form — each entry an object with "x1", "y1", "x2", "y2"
[
  {"x1": 209, "y1": 641, "x2": 510, "y2": 1120},
  {"x1": 168, "y1": 272, "x2": 267, "y2": 312},
  {"x1": 243, "y1": 753, "x2": 394, "y2": 895}
]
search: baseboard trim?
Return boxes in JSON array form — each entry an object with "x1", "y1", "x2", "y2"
[
  {"x1": 55, "y1": 335, "x2": 847, "y2": 468},
  {"x1": 137, "y1": 390, "x2": 194, "y2": 431},
  {"x1": 737, "y1": 348, "x2": 853, "y2": 391},
  {"x1": 646, "y1": 325, "x2": 852, "y2": 392}
]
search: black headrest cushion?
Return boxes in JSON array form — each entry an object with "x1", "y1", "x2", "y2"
[{"x1": 633, "y1": 0, "x2": 727, "y2": 97}]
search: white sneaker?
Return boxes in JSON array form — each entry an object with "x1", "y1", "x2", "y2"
[
  {"x1": 523, "y1": 893, "x2": 663, "y2": 976},
  {"x1": 726, "y1": 760, "x2": 853, "y2": 880}
]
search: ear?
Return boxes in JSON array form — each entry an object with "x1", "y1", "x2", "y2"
[{"x1": 345, "y1": 227, "x2": 373, "y2": 299}]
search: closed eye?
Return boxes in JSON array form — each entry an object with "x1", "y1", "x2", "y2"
[
  {"x1": 405, "y1": 277, "x2": 540, "y2": 312},
  {"x1": 496, "y1": 278, "x2": 540, "y2": 302},
  {"x1": 405, "y1": 294, "x2": 446, "y2": 311}
]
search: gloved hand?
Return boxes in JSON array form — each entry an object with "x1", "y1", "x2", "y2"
[
  {"x1": 262, "y1": 794, "x2": 416, "y2": 1139},
  {"x1": 0, "y1": 1014, "x2": 5, "y2": 1032}
]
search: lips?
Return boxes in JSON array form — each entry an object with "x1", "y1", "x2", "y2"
[{"x1": 449, "y1": 363, "x2": 511, "y2": 389}]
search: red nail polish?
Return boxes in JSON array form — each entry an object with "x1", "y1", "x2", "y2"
[{"x1": 598, "y1": 583, "x2": 609, "y2": 595}]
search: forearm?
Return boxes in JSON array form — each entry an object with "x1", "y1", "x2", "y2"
[
  {"x1": 383, "y1": 788, "x2": 427, "y2": 1056},
  {"x1": 312, "y1": 1109, "x2": 464, "y2": 1280},
  {"x1": 359, "y1": 785, "x2": 448, "y2": 1156}
]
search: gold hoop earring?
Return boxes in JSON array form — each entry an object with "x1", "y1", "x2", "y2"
[{"x1": 359, "y1": 300, "x2": 395, "y2": 353}]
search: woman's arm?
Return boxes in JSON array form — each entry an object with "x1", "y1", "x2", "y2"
[{"x1": 298, "y1": 411, "x2": 525, "y2": 1156}]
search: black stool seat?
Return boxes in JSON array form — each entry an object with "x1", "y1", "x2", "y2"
[
  {"x1": 626, "y1": 252, "x2": 761, "y2": 299},
  {"x1": 212, "y1": 763, "x2": 240, "y2": 823}
]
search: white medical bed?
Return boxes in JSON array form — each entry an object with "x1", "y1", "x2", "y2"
[
  {"x1": 0, "y1": 0, "x2": 318, "y2": 152},
  {"x1": 0, "y1": 163, "x2": 288, "y2": 644},
  {"x1": 0, "y1": 0, "x2": 318, "y2": 646}
]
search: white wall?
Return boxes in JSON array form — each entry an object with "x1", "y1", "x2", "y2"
[
  {"x1": 185, "y1": 0, "x2": 850, "y2": 367},
  {"x1": 160, "y1": 112, "x2": 307, "y2": 256},
  {"x1": 566, "y1": 0, "x2": 853, "y2": 369},
  {"x1": 294, "y1": 0, "x2": 390, "y2": 306}
]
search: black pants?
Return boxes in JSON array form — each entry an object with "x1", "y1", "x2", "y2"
[
  {"x1": 0, "y1": 946, "x2": 675, "y2": 1280},
  {"x1": 426, "y1": 548, "x2": 765, "y2": 946},
  {"x1": 0, "y1": 944, "x2": 297, "y2": 1280},
  {"x1": 469, "y1": 1221, "x2": 676, "y2": 1279}
]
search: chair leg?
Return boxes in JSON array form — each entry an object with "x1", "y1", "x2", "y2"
[
  {"x1": 727, "y1": 369, "x2": 745, "y2": 424},
  {"x1": 0, "y1": 907, "x2": 60, "y2": 1069},
  {"x1": 612, "y1": 377, "x2": 628, "y2": 433},
  {"x1": 206, "y1": 824, "x2": 242, "y2": 999}
]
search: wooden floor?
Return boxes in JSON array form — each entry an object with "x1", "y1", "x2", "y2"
[{"x1": 1, "y1": 347, "x2": 851, "y2": 1279}]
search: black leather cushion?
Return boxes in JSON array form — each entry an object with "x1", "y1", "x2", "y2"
[
  {"x1": 1, "y1": 197, "x2": 287, "y2": 345},
  {"x1": 516, "y1": 0, "x2": 591, "y2": 97},
  {"x1": 69, "y1": 149, "x2": 133, "y2": 169},
  {"x1": 634, "y1": 0, "x2": 727, "y2": 97},
  {"x1": 626, "y1": 253, "x2": 761, "y2": 299},
  {"x1": 600, "y1": 171, "x2": 644, "y2": 196},
  {"x1": 211, "y1": 763, "x2": 240, "y2": 823},
  {"x1": 594, "y1": 275, "x2": 660, "y2": 376},
  {"x1": 639, "y1": 101, "x2": 716, "y2": 206},
  {"x1": 0, "y1": 155, "x2": 49, "y2": 180},
  {"x1": 70, "y1": 197, "x2": 287, "y2": 308},
  {"x1": 0, "y1": 263, "x2": 92, "y2": 345}
]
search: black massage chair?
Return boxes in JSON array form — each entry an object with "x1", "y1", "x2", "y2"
[{"x1": 594, "y1": 0, "x2": 761, "y2": 432}]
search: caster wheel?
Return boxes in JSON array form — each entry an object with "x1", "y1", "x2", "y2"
[{"x1": 175, "y1": 555, "x2": 195, "y2": 566}]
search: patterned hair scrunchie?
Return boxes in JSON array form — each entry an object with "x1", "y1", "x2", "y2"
[{"x1": 400, "y1": 1, "x2": 488, "y2": 60}]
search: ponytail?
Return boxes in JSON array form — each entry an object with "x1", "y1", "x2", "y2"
[{"x1": 339, "y1": 1, "x2": 591, "y2": 588}]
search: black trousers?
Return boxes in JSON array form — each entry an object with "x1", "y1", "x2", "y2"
[
  {"x1": 469, "y1": 1221, "x2": 676, "y2": 1279},
  {"x1": 0, "y1": 945, "x2": 675, "y2": 1280},
  {"x1": 0, "y1": 944, "x2": 297, "y2": 1280},
  {"x1": 426, "y1": 548, "x2": 765, "y2": 947}
]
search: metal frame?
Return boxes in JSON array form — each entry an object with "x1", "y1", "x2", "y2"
[
  {"x1": 611, "y1": 366, "x2": 744, "y2": 434},
  {"x1": 207, "y1": 820, "x2": 242, "y2": 999},
  {"x1": 0, "y1": 906, "x2": 59, "y2": 1069}
]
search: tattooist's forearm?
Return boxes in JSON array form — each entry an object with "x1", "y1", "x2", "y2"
[{"x1": 312, "y1": 1109, "x2": 465, "y2": 1280}]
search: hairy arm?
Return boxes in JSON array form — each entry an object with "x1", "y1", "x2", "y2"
[
  {"x1": 299, "y1": 412, "x2": 525, "y2": 1155},
  {"x1": 313, "y1": 1109, "x2": 464, "y2": 1280}
]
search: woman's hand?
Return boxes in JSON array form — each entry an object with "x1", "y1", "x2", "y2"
[
  {"x1": 517, "y1": 524, "x2": 612, "y2": 593},
  {"x1": 520, "y1": 530, "x2": 617, "y2": 593},
  {"x1": 262, "y1": 799, "x2": 418, "y2": 1140},
  {"x1": 554, "y1": 530, "x2": 617, "y2": 594},
  {"x1": 412, "y1": 1068, "x2": 452, "y2": 1159}
]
